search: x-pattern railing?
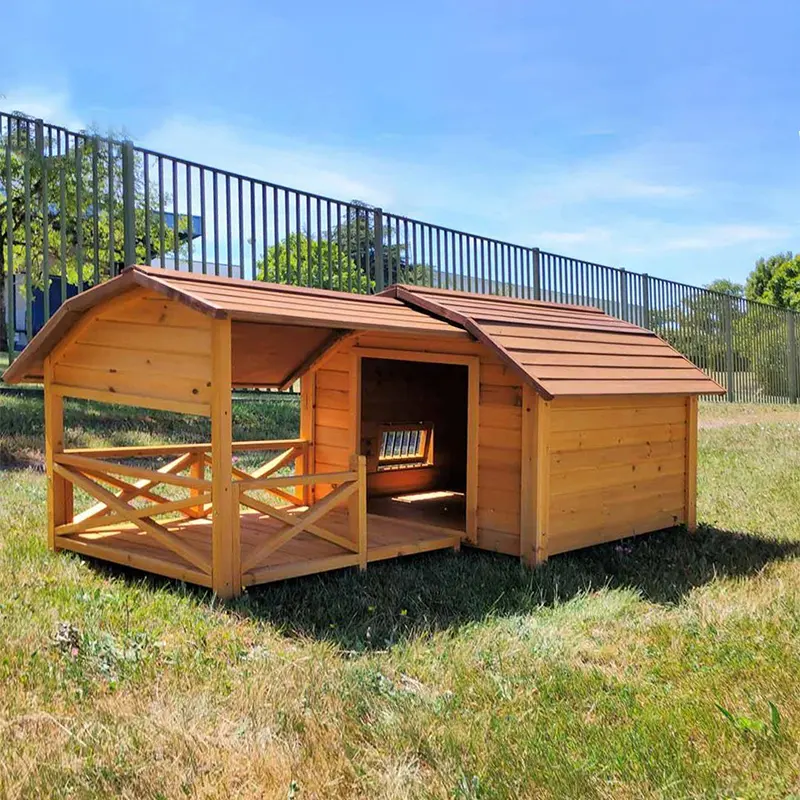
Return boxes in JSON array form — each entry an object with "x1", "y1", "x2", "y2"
[
  {"x1": 50, "y1": 438, "x2": 313, "y2": 576},
  {"x1": 239, "y1": 454, "x2": 367, "y2": 575}
]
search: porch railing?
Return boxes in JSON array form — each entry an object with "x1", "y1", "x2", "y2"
[{"x1": 49, "y1": 438, "x2": 367, "y2": 583}]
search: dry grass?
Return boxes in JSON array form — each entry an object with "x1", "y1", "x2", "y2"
[{"x1": 1, "y1": 394, "x2": 800, "y2": 798}]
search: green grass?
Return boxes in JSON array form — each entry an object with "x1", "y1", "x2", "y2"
[{"x1": 2, "y1": 393, "x2": 800, "y2": 798}]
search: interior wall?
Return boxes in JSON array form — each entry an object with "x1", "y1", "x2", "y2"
[
  {"x1": 360, "y1": 358, "x2": 467, "y2": 497},
  {"x1": 547, "y1": 394, "x2": 689, "y2": 555}
]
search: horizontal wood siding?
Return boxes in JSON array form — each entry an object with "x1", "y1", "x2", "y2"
[
  {"x1": 312, "y1": 349, "x2": 353, "y2": 481},
  {"x1": 547, "y1": 395, "x2": 689, "y2": 555},
  {"x1": 52, "y1": 291, "x2": 213, "y2": 415}
]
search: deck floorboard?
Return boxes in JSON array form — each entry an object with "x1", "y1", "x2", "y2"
[{"x1": 56, "y1": 507, "x2": 461, "y2": 588}]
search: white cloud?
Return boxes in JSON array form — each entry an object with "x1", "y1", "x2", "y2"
[
  {"x1": 141, "y1": 115, "x2": 398, "y2": 208},
  {"x1": 0, "y1": 88, "x2": 85, "y2": 131},
  {"x1": 657, "y1": 224, "x2": 790, "y2": 251}
]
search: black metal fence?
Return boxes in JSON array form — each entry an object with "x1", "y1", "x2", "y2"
[{"x1": 2, "y1": 109, "x2": 797, "y2": 403}]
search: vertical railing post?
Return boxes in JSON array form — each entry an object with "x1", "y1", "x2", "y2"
[
  {"x1": 619, "y1": 268, "x2": 629, "y2": 321},
  {"x1": 373, "y1": 207, "x2": 384, "y2": 293},
  {"x1": 4, "y1": 113, "x2": 15, "y2": 363},
  {"x1": 641, "y1": 273, "x2": 650, "y2": 329},
  {"x1": 189, "y1": 452, "x2": 206, "y2": 517},
  {"x1": 532, "y1": 248, "x2": 541, "y2": 300},
  {"x1": 349, "y1": 453, "x2": 368, "y2": 570},
  {"x1": 121, "y1": 140, "x2": 136, "y2": 271},
  {"x1": 724, "y1": 297, "x2": 735, "y2": 402},
  {"x1": 789, "y1": 313, "x2": 798, "y2": 404}
]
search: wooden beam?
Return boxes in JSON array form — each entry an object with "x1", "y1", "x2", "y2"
[
  {"x1": 237, "y1": 470, "x2": 356, "y2": 491},
  {"x1": 466, "y1": 357, "x2": 480, "y2": 545},
  {"x1": 350, "y1": 350, "x2": 362, "y2": 456},
  {"x1": 279, "y1": 329, "x2": 353, "y2": 390},
  {"x1": 189, "y1": 452, "x2": 206, "y2": 517},
  {"x1": 300, "y1": 373, "x2": 317, "y2": 504},
  {"x1": 50, "y1": 382, "x2": 211, "y2": 417},
  {"x1": 521, "y1": 389, "x2": 551, "y2": 567},
  {"x1": 520, "y1": 384, "x2": 535, "y2": 565},
  {"x1": 44, "y1": 356, "x2": 70, "y2": 550},
  {"x1": 56, "y1": 493, "x2": 211, "y2": 535},
  {"x1": 54, "y1": 452, "x2": 209, "y2": 490},
  {"x1": 685, "y1": 395, "x2": 698, "y2": 533},
  {"x1": 64, "y1": 438, "x2": 307, "y2": 458},
  {"x1": 210, "y1": 317, "x2": 239, "y2": 597}
]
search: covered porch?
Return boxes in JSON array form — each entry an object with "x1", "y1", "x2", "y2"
[{"x1": 49, "y1": 439, "x2": 461, "y2": 594}]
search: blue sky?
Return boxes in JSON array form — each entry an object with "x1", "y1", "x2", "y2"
[{"x1": 1, "y1": 0, "x2": 798, "y2": 287}]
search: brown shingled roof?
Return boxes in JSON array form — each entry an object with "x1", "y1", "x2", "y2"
[
  {"x1": 3, "y1": 266, "x2": 725, "y2": 398},
  {"x1": 1, "y1": 266, "x2": 463, "y2": 384},
  {"x1": 381, "y1": 284, "x2": 725, "y2": 399}
]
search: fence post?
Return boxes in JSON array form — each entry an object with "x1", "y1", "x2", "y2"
[
  {"x1": 789, "y1": 313, "x2": 798, "y2": 404},
  {"x1": 532, "y1": 248, "x2": 541, "y2": 300},
  {"x1": 121, "y1": 140, "x2": 136, "y2": 272},
  {"x1": 372, "y1": 207, "x2": 384, "y2": 293},
  {"x1": 619, "y1": 268, "x2": 628, "y2": 321},
  {"x1": 641, "y1": 273, "x2": 650, "y2": 329},
  {"x1": 34, "y1": 119, "x2": 50, "y2": 322},
  {"x1": 723, "y1": 296, "x2": 735, "y2": 402},
  {"x1": 4, "y1": 114, "x2": 15, "y2": 363}
]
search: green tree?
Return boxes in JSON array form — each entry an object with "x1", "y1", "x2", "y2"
[
  {"x1": 651, "y1": 278, "x2": 746, "y2": 373},
  {"x1": 0, "y1": 116, "x2": 177, "y2": 351},
  {"x1": 334, "y1": 202, "x2": 421, "y2": 288},
  {"x1": 256, "y1": 233, "x2": 371, "y2": 292},
  {"x1": 745, "y1": 252, "x2": 800, "y2": 309}
]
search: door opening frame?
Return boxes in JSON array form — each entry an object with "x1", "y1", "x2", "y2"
[{"x1": 350, "y1": 346, "x2": 480, "y2": 544}]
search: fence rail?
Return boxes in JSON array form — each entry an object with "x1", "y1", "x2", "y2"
[{"x1": 1, "y1": 109, "x2": 797, "y2": 403}]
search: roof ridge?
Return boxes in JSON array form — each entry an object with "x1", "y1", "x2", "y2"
[
  {"x1": 129, "y1": 265, "x2": 406, "y2": 304},
  {"x1": 389, "y1": 283, "x2": 607, "y2": 315}
]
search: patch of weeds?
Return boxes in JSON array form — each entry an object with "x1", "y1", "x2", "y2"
[{"x1": 716, "y1": 700, "x2": 782, "y2": 741}]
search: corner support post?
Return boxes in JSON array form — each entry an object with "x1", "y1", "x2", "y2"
[
  {"x1": 44, "y1": 356, "x2": 72, "y2": 549},
  {"x1": 210, "y1": 317, "x2": 239, "y2": 597},
  {"x1": 520, "y1": 386, "x2": 550, "y2": 567},
  {"x1": 685, "y1": 395, "x2": 698, "y2": 533}
]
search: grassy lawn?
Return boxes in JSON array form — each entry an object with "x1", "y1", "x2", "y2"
[{"x1": 1, "y1": 392, "x2": 800, "y2": 799}]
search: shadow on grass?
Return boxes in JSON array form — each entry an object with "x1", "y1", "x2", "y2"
[{"x1": 81, "y1": 524, "x2": 800, "y2": 651}]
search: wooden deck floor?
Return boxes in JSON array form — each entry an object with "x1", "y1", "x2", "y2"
[{"x1": 55, "y1": 508, "x2": 461, "y2": 589}]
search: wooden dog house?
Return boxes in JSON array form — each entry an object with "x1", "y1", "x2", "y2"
[{"x1": 2, "y1": 266, "x2": 724, "y2": 597}]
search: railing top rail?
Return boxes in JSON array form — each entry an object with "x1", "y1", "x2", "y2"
[{"x1": 135, "y1": 144, "x2": 376, "y2": 210}]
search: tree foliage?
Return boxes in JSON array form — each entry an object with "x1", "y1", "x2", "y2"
[
  {"x1": 745, "y1": 252, "x2": 800, "y2": 310},
  {"x1": 0, "y1": 116, "x2": 176, "y2": 349},
  {"x1": 256, "y1": 233, "x2": 372, "y2": 293}
]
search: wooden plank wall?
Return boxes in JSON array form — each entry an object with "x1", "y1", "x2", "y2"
[
  {"x1": 305, "y1": 332, "x2": 524, "y2": 554},
  {"x1": 547, "y1": 395, "x2": 689, "y2": 555},
  {"x1": 51, "y1": 289, "x2": 213, "y2": 415}
]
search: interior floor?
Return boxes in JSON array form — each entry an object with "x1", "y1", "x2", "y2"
[{"x1": 367, "y1": 490, "x2": 466, "y2": 532}]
